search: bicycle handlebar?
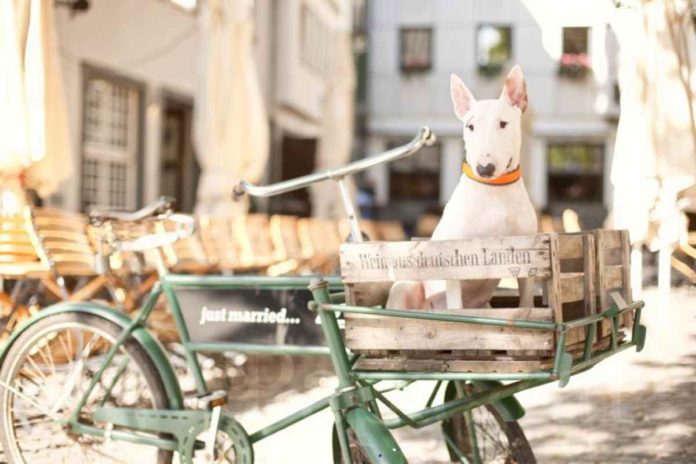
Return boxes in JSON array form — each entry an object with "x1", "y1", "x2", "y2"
[
  {"x1": 233, "y1": 126, "x2": 436, "y2": 200},
  {"x1": 89, "y1": 196, "x2": 175, "y2": 224}
]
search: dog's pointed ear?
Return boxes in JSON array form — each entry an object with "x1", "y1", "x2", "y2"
[
  {"x1": 450, "y1": 74, "x2": 475, "y2": 120},
  {"x1": 500, "y1": 65, "x2": 528, "y2": 112}
]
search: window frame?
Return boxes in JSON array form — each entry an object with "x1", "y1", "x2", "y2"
[
  {"x1": 546, "y1": 141, "x2": 605, "y2": 204},
  {"x1": 562, "y1": 26, "x2": 590, "y2": 56},
  {"x1": 387, "y1": 138, "x2": 441, "y2": 202},
  {"x1": 80, "y1": 64, "x2": 145, "y2": 212},
  {"x1": 399, "y1": 27, "x2": 433, "y2": 73},
  {"x1": 475, "y1": 23, "x2": 513, "y2": 68}
]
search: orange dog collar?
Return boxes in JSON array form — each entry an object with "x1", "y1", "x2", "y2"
[{"x1": 461, "y1": 162, "x2": 521, "y2": 186}]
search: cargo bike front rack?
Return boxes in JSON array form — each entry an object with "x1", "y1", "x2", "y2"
[{"x1": 0, "y1": 126, "x2": 647, "y2": 464}]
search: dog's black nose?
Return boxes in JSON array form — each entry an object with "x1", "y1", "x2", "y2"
[{"x1": 476, "y1": 163, "x2": 496, "y2": 178}]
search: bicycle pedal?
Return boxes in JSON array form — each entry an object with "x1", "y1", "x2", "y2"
[{"x1": 185, "y1": 390, "x2": 228, "y2": 410}]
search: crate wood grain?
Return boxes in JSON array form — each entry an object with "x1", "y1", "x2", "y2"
[
  {"x1": 353, "y1": 335, "x2": 615, "y2": 374},
  {"x1": 341, "y1": 231, "x2": 631, "y2": 374},
  {"x1": 594, "y1": 229, "x2": 632, "y2": 337},
  {"x1": 345, "y1": 307, "x2": 554, "y2": 351},
  {"x1": 340, "y1": 235, "x2": 552, "y2": 283}
]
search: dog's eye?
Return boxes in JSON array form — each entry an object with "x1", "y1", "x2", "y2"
[
  {"x1": 467, "y1": 124, "x2": 474, "y2": 131},
  {"x1": 499, "y1": 121, "x2": 508, "y2": 129}
]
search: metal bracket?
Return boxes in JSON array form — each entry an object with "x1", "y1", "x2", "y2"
[
  {"x1": 557, "y1": 352, "x2": 573, "y2": 388},
  {"x1": 329, "y1": 385, "x2": 376, "y2": 412},
  {"x1": 634, "y1": 324, "x2": 647, "y2": 352}
]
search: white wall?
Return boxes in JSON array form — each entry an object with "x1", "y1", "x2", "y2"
[
  {"x1": 366, "y1": 0, "x2": 619, "y2": 210},
  {"x1": 368, "y1": 0, "x2": 616, "y2": 135},
  {"x1": 55, "y1": 0, "x2": 198, "y2": 210}
]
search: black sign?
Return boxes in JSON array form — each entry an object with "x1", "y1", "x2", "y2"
[{"x1": 176, "y1": 287, "x2": 328, "y2": 346}]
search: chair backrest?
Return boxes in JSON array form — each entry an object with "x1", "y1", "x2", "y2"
[
  {"x1": 0, "y1": 208, "x2": 49, "y2": 277},
  {"x1": 33, "y1": 208, "x2": 96, "y2": 276},
  {"x1": 269, "y1": 215, "x2": 304, "y2": 261},
  {"x1": 197, "y1": 216, "x2": 241, "y2": 271},
  {"x1": 232, "y1": 214, "x2": 276, "y2": 267},
  {"x1": 155, "y1": 215, "x2": 210, "y2": 273},
  {"x1": 415, "y1": 213, "x2": 440, "y2": 237},
  {"x1": 376, "y1": 220, "x2": 406, "y2": 241},
  {"x1": 299, "y1": 218, "x2": 341, "y2": 257}
]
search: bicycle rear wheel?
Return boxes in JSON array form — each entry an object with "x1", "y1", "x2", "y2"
[
  {"x1": 442, "y1": 381, "x2": 535, "y2": 464},
  {"x1": 0, "y1": 312, "x2": 173, "y2": 463}
]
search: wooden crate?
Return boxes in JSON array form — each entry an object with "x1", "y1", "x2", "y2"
[
  {"x1": 591, "y1": 229, "x2": 632, "y2": 337},
  {"x1": 339, "y1": 232, "x2": 628, "y2": 373}
]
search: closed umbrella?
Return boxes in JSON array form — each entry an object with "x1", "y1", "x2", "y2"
[
  {"x1": 310, "y1": 28, "x2": 356, "y2": 219},
  {"x1": 194, "y1": 0, "x2": 269, "y2": 217},
  {"x1": 610, "y1": 0, "x2": 696, "y2": 305},
  {"x1": 0, "y1": 0, "x2": 72, "y2": 202}
]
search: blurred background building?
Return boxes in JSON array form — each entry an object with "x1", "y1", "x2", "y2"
[
  {"x1": 43, "y1": 0, "x2": 623, "y2": 230},
  {"x1": 5, "y1": 0, "x2": 695, "y2": 252},
  {"x1": 362, "y1": 0, "x2": 619, "y2": 231},
  {"x1": 50, "y1": 0, "x2": 355, "y2": 217}
]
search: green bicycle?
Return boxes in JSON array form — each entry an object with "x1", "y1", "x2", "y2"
[{"x1": 0, "y1": 127, "x2": 645, "y2": 463}]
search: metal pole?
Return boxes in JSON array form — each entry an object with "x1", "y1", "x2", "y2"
[{"x1": 336, "y1": 178, "x2": 363, "y2": 243}]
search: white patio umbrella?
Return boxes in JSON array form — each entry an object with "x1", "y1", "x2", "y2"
[
  {"x1": 311, "y1": 28, "x2": 356, "y2": 219},
  {"x1": 610, "y1": 0, "x2": 696, "y2": 306},
  {"x1": 0, "y1": 0, "x2": 72, "y2": 204},
  {"x1": 194, "y1": 0, "x2": 269, "y2": 217}
]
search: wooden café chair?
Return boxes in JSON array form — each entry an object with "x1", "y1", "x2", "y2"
[
  {"x1": 298, "y1": 217, "x2": 342, "y2": 274},
  {"x1": 197, "y1": 215, "x2": 243, "y2": 273},
  {"x1": 155, "y1": 216, "x2": 213, "y2": 274}
]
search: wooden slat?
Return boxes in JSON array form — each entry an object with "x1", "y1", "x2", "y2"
[
  {"x1": 560, "y1": 273, "x2": 584, "y2": 303},
  {"x1": 605, "y1": 264, "x2": 624, "y2": 289},
  {"x1": 558, "y1": 234, "x2": 584, "y2": 259},
  {"x1": 546, "y1": 234, "x2": 563, "y2": 324},
  {"x1": 601, "y1": 230, "x2": 623, "y2": 249},
  {"x1": 36, "y1": 229, "x2": 91, "y2": 243},
  {"x1": 270, "y1": 215, "x2": 303, "y2": 261},
  {"x1": 583, "y1": 233, "x2": 597, "y2": 317},
  {"x1": 345, "y1": 307, "x2": 554, "y2": 351},
  {"x1": 354, "y1": 357, "x2": 551, "y2": 373},
  {"x1": 340, "y1": 234, "x2": 552, "y2": 283}
]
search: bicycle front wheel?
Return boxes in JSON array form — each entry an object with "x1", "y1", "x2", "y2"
[
  {"x1": 0, "y1": 312, "x2": 173, "y2": 463},
  {"x1": 442, "y1": 381, "x2": 536, "y2": 464}
]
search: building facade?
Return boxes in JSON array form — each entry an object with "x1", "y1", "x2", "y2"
[
  {"x1": 53, "y1": 0, "x2": 351, "y2": 215},
  {"x1": 363, "y1": 0, "x2": 620, "y2": 230}
]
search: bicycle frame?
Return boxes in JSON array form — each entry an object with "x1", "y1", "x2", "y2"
[
  {"x1": 0, "y1": 268, "x2": 645, "y2": 463},
  {"x1": 0, "y1": 126, "x2": 648, "y2": 463}
]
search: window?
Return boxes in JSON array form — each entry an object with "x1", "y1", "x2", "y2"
[
  {"x1": 81, "y1": 72, "x2": 141, "y2": 212},
  {"x1": 389, "y1": 141, "x2": 440, "y2": 201},
  {"x1": 476, "y1": 25, "x2": 512, "y2": 76},
  {"x1": 560, "y1": 27, "x2": 590, "y2": 78},
  {"x1": 547, "y1": 143, "x2": 604, "y2": 203},
  {"x1": 400, "y1": 28, "x2": 432, "y2": 73},
  {"x1": 562, "y1": 27, "x2": 589, "y2": 55}
]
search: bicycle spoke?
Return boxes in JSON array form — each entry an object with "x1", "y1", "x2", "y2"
[{"x1": 1, "y1": 321, "x2": 166, "y2": 463}]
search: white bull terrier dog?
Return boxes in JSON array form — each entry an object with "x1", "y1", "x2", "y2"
[{"x1": 387, "y1": 65, "x2": 538, "y2": 310}]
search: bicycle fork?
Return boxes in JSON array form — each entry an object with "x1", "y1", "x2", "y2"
[{"x1": 309, "y1": 278, "x2": 407, "y2": 464}]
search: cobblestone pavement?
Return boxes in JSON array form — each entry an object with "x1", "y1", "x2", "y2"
[
  {"x1": 225, "y1": 287, "x2": 696, "y2": 463},
  {"x1": 2, "y1": 287, "x2": 695, "y2": 463}
]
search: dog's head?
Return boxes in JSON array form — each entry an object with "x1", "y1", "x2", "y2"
[{"x1": 450, "y1": 65, "x2": 527, "y2": 180}]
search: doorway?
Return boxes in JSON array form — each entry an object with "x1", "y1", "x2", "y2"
[
  {"x1": 269, "y1": 135, "x2": 317, "y2": 216},
  {"x1": 160, "y1": 94, "x2": 199, "y2": 212}
]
